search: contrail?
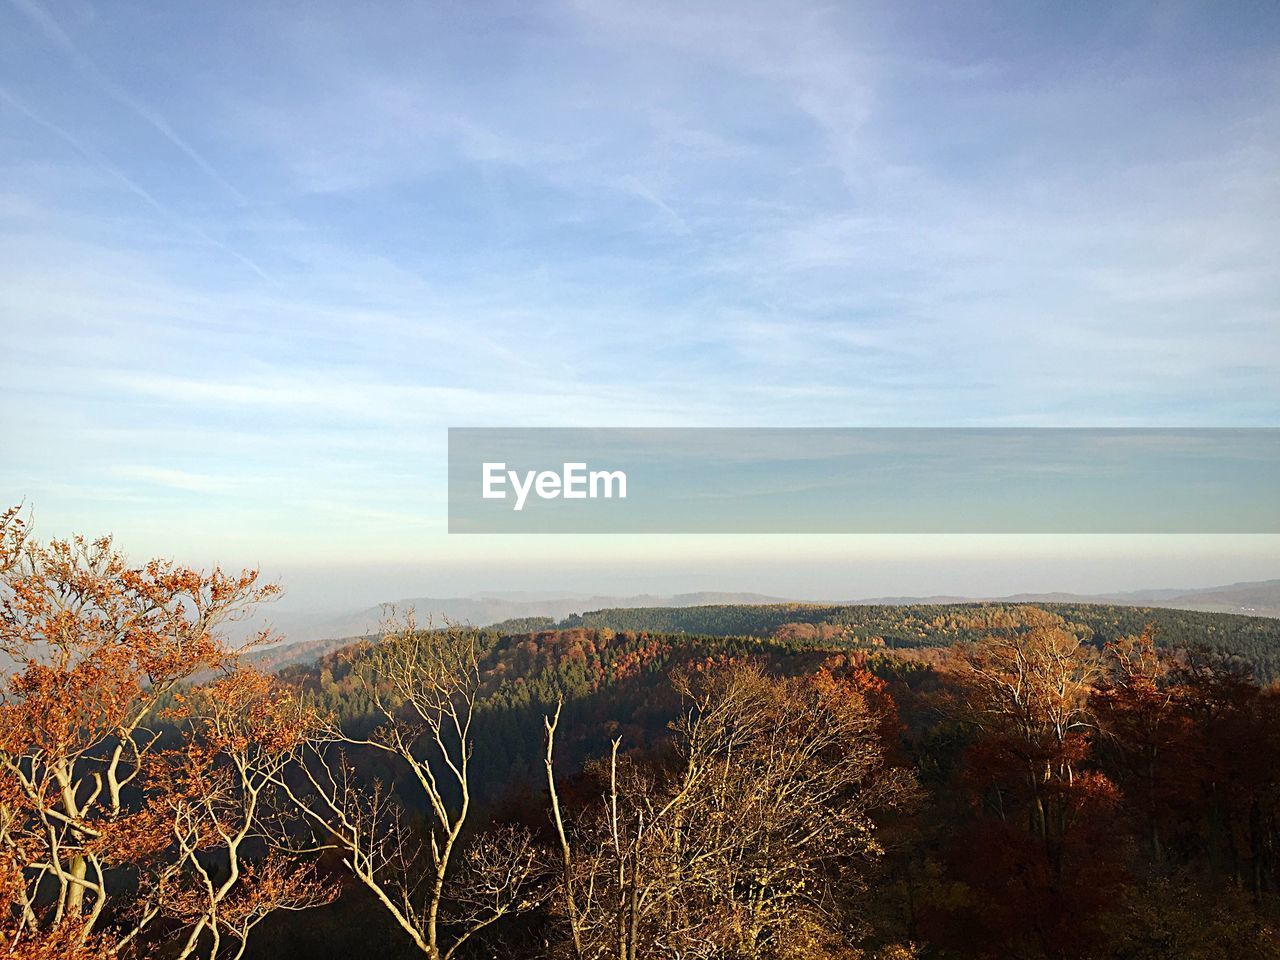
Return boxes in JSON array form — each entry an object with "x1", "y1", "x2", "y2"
[
  {"x1": 0, "y1": 86, "x2": 273, "y2": 282},
  {"x1": 7, "y1": 0, "x2": 249, "y2": 205}
]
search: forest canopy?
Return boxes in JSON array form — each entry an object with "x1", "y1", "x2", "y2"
[{"x1": 4, "y1": 509, "x2": 1280, "y2": 960}]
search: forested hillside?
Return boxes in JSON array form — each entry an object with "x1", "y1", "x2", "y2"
[
  {"x1": 268, "y1": 599, "x2": 1280, "y2": 829},
  {"x1": 248, "y1": 608, "x2": 1280, "y2": 959},
  {"x1": 6, "y1": 509, "x2": 1280, "y2": 960},
  {"x1": 278, "y1": 626, "x2": 812, "y2": 800},
  {"x1": 558, "y1": 602, "x2": 1280, "y2": 681},
  {"x1": 253, "y1": 601, "x2": 1280, "y2": 683}
]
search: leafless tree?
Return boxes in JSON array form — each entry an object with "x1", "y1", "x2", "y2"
[
  {"x1": 948, "y1": 607, "x2": 1101, "y2": 841},
  {"x1": 545, "y1": 661, "x2": 917, "y2": 960},
  {"x1": 276, "y1": 614, "x2": 542, "y2": 959}
]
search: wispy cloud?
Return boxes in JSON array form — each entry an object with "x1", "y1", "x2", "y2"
[
  {"x1": 0, "y1": 86, "x2": 272, "y2": 280},
  {"x1": 108, "y1": 466, "x2": 242, "y2": 494},
  {"x1": 7, "y1": 0, "x2": 247, "y2": 204},
  {"x1": 0, "y1": 0, "x2": 1276, "y2": 574}
]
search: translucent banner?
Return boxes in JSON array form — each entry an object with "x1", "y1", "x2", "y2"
[{"x1": 447, "y1": 428, "x2": 1280, "y2": 534}]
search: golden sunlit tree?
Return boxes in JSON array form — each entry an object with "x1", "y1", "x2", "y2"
[
  {"x1": 0, "y1": 507, "x2": 333, "y2": 959},
  {"x1": 545, "y1": 660, "x2": 917, "y2": 960},
  {"x1": 942, "y1": 606, "x2": 1123, "y2": 958},
  {"x1": 950, "y1": 606, "x2": 1102, "y2": 842}
]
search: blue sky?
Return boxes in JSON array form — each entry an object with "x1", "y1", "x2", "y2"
[{"x1": 2, "y1": 1, "x2": 1278, "y2": 607}]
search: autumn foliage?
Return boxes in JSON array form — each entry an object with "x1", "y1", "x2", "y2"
[
  {"x1": 6, "y1": 505, "x2": 1280, "y2": 959},
  {"x1": 899, "y1": 608, "x2": 1280, "y2": 959},
  {"x1": 0, "y1": 508, "x2": 333, "y2": 959}
]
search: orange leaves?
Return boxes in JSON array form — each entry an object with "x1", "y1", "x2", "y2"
[
  {"x1": 82, "y1": 804, "x2": 172, "y2": 864},
  {"x1": 187, "y1": 668, "x2": 324, "y2": 756},
  {"x1": 0, "y1": 505, "x2": 28, "y2": 571},
  {"x1": 0, "y1": 513, "x2": 277, "y2": 758},
  {"x1": 1, "y1": 922, "x2": 118, "y2": 960},
  {"x1": 160, "y1": 854, "x2": 337, "y2": 932},
  {"x1": 0, "y1": 652, "x2": 144, "y2": 757},
  {"x1": 0, "y1": 508, "x2": 310, "y2": 956}
]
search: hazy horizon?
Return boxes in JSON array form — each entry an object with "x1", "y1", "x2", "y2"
[{"x1": 251, "y1": 535, "x2": 1280, "y2": 615}]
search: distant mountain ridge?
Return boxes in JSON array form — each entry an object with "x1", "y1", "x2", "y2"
[
  {"x1": 255, "y1": 591, "x2": 788, "y2": 644},
  {"x1": 856, "y1": 578, "x2": 1280, "y2": 618}
]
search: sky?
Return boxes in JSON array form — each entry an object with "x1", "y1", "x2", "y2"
[{"x1": 1, "y1": 1, "x2": 1278, "y2": 611}]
